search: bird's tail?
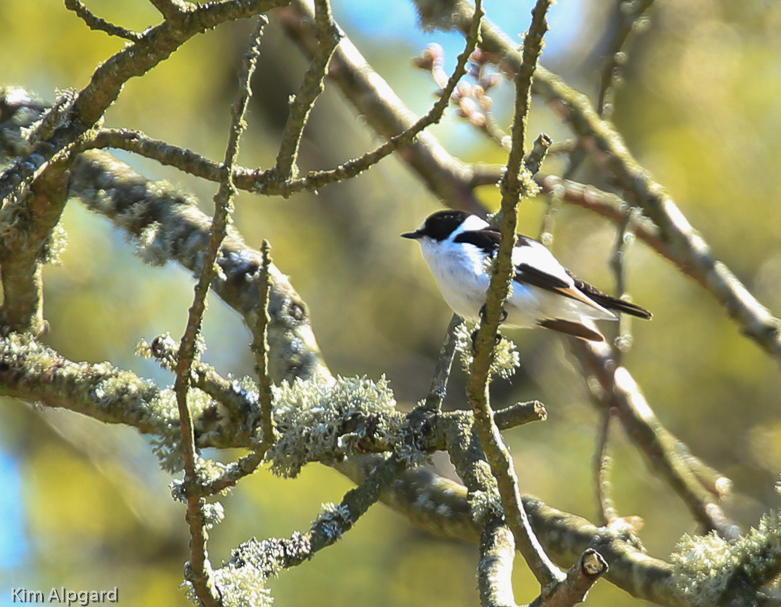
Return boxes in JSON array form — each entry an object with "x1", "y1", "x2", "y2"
[
  {"x1": 571, "y1": 278, "x2": 652, "y2": 320},
  {"x1": 586, "y1": 292, "x2": 652, "y2": 319}
]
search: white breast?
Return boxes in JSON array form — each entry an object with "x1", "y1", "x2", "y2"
[{"x1": 419, "y1": 238, "x2": 489, "y2": 321}]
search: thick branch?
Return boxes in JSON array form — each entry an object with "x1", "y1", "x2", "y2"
[
  {"x1": 69, "y1": 149, "x2": 331, "y2": 384},
  {"x1": 478, "y1": 518, "x2": 518, "y2": 607}
]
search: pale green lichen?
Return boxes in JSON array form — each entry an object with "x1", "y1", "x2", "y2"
[
  {"x1": 191, "y1": 534, "x2": 311, "y2": 606},
  {"x1": 267, "y1": 375, "x2": 406, "y2": 477},
  {"x1": 209, "y1": 569, "x2": 272, "y2": 607},
  {"x1": 194, "y1": 456, "x2": 230, "y2": 485},
  {"x1": 467, "y1": 487, "x2": 503, "y2": 524},
  {"x1": 134, "y1": 220, "x2": 170, "y2": 267},
  {"x1": 202, "y1": 501, "x2": 225, "y2": 530},
  {"x1": 149, "y1": 387, "x2": 220, "y2": 473},
  {"x1": 453, "y1": 321, "x2": 520, "y2": 380},
  {"x1": 185, "y1": 550, "x2": 273, "y2": 607},
  {"x1": 671, "y1": 511, "x2": 781, "y2": 606},
  {"x1": 314, "y1": 502, "x2": 352, "y2": 541},
  {"x1": 40, "y1": 222, "x2": 68, "y2": 265}
]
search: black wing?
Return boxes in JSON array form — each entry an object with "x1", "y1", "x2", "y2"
[
  {"x1": 515, "y1": 262, "x2": 570, "y2": 291},
  {"x1": 459, "y1": 232, "x2": 613, "y2": 314},
  {"x1": 569, "y1": 274, "x2": 652, "y2": 320},
  {"x1": 453, "y1": 228, "x2": 501, "y2": 255}
]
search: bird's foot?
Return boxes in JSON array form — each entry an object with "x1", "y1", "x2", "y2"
[
  {"x1": 478, "y1": 304, "x2": 508, "y2": 323},
  {"x1": 470, "y1": 328, "x2": 504, "y2": 352}
]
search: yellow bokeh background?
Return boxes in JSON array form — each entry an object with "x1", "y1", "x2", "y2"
[{"x1": 2, "y1": 0, "x2": 781, "y2": 605}]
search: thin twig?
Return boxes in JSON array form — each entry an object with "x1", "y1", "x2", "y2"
[
  {"x1": 572, "y1": 339, "x2": 742, "y2": 539},
  {"x1": 174, "y1": 19, "x2": 266, "y2": 606},
  {"x1": 465, "y1": 0, "x2": 563, "y2": 590},
  {"x1": 595, "y1": 409, "x2": 618, "y2": 527},
  {"x1": 597, "y1": 0, "x2": 656, "y2": 118},
  {"x1": 528, "y1": 549, "x2": 608, "y2": 607},
  {"x1": 537, "y1": 179, "x2": 562, "y2": 248},
  {"x1": 493, "y1": 401, "x2": 547, "y2": 430},
  {"x1": 609, "y1": 208, "x2": 638, "y2": 362},
  {"x1": 273, "y1": 0, "x2": 341, "y2": 180},
  {"x1": 421, "y1": 314, "x2": 462, "y2": 411},
  {"x1": 484, "y1": 113, "x2": 512, "y2": 150},
  {"x1": 63, "y1": 0, "x2": 143, "y2": 41},
  {"x1": 255, "y1": 240, "x2": 275, "y2": 448}
]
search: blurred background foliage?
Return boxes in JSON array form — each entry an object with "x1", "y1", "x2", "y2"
[{"x1": 1, "y1": 0, "x2": 781, "y2": 605}]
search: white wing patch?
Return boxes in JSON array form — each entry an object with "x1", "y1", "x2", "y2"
[{"x1": 512, "y1": 239, "x2": 573, "y2": 285}]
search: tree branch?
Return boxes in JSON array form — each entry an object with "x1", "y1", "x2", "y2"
[
  {"x1": 465, "y1": 0, "x2": 562, "y2": 591},
  {"x1": 175, "y1": 18, "x2": 267, "y2": 606},
  {"x1": 441, "y1": 0, "x2": 781, "y2": 362},
  {"x1": 272, "y1": 0, "x2": 341, "y2": 181},
  {"x1": 63, "y1": 0, "x2": 144, "y2": 41},
  {"x1": 571, "y1": 339, "x2": 740, "y2": 539},
  {"x1": 596, "y1": 0, "x2": 656, "y2": 118},
  {"x1": 478, "y1": 518, "x2": 518, "y2": 607},
  {"x1": 421, "y1": 314, "x2": 462, "y2": 411}
]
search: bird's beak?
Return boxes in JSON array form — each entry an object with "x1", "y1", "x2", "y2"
[{"x1": 401, "y1": 231, "x2": 423, "y2": 239}]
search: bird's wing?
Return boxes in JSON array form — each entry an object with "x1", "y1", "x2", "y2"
[
  {"x1": 452, "y1": 227, "x2": 501, "y2": 254},
  {"x1": 568, "y1": 273, "x2": 653, "y2": 319},
  {"x1": 515, "y1": 262, "x2": 614, "y2": 314},
  {"x1": 512, "y1": 237, "x2": 614, "y2": 315},
  {"x1": 453, "y1": 229, "x2": 652, "y2": 320}
]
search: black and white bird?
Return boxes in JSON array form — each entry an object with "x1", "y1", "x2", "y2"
[{"x1": 402, "y1": 210, "x2": 651, "y2": 342}]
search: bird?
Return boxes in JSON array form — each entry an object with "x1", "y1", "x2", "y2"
[{"x1": 401, "y1": 210, "x2": 651, "y2": 342}]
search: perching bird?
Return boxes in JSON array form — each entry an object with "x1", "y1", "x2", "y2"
[{"x1": 402, "y1": 210, "x2": 651, "y2": 342}]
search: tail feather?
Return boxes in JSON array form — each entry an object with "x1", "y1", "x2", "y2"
[
  {"x1": 571, "y1": 278, "x2": 652, "y2": 320},
  {"x1": 538, "y1": 319, "x2": 605, "y2": 341}
]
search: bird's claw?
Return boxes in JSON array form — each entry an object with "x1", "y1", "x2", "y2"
[
  {"x1": 478, "y1": 304, "x2": 508, "y2": 323},
  {"x1": 470, "y1": 328, "x2": 504, "y2": 352}
]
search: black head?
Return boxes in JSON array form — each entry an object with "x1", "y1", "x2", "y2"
[{"x1": 401, "y1": 210, "x2": 472, "y2": 242}]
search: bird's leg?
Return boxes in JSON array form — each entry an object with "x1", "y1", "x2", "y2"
[
  {"x1": 470, "y1": 327, "x2": 504, "y2": 352},
  {"x1": 479, "y1": 303, "x2": 508, "y2": 323}
]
